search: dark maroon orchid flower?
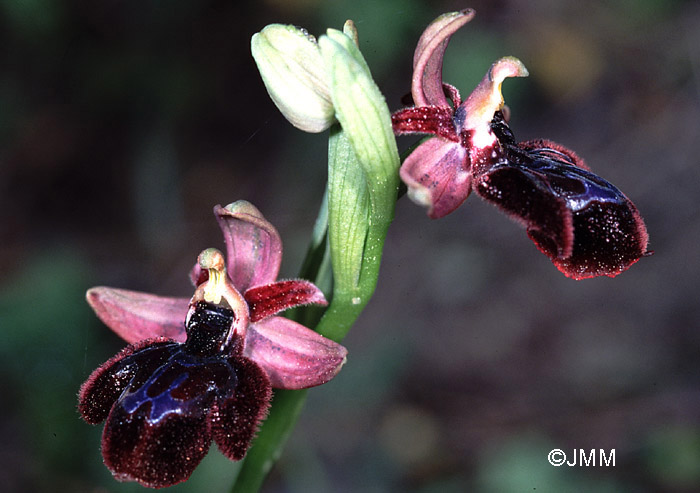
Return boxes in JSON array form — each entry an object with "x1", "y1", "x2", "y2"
[
  {"x1": 392, "y1": 9, "x2": 650, "y2": 279},
  {"x1": 79, "y1": 201, "x2": 347, "y2": 488}
]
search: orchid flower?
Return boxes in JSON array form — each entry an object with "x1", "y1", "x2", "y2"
[
  {"x1": 392, "y1": 9, "x2": 649, "y2": 279},
  {"x1": 78, "y1": 201, "x2": 346, "y2": 487}
]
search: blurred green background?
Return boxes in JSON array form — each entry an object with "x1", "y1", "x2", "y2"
[{"x1": 1, "y1": 0, "x2": 699, "y2": 491}]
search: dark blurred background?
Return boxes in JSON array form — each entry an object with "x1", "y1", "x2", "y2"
[{"x1": 1, "y1": 0, "x2": 699, "y2": 491}]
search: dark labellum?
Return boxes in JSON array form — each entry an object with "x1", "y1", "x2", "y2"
[
  {"x1": 78, "y1": 301, "x2": 271, "y2": 488},
  {"x1": 473, "y1": 112, "x2": 649, "y2": 279}
]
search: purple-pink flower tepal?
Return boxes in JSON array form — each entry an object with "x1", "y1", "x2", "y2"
[
  {"x1": 392, "y1": 9, "x2": 650, "y2": 279},
  {"x1": 79, "y1": 201, "x2": 347, "y2": 488}
]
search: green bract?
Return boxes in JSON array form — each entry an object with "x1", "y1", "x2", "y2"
[
  {"x1": 314, "y1": 25, "x2": 400, "y2": 340},
  {"x1": 251, "y1": 24, "x2": 334, "y2": 133}
]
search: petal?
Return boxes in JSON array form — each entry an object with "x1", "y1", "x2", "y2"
[
  {"x1": 391, "y1": 105, "x2": 459, "y2": 141},
  {"x1": 102, "y1": 404, "x2": 212, "y2": 488},
  {"x1": 400, "y1": 137, "x2": 472, "y2": 219},
  {"x1": 244, "y1": 317, "x2": 348, "y2": 390},
  {"x1": 78, "y1": 339, "x2": 177, "y2": 424},
  {"x1": 211, "y1": 356, "x2": 272, "y2": 460},
  {"x1": 520, "y1": 138, "x2": 590, "y2": 171},
  {"x1": 215, "y1": 201, "x2": 283, "y2": 292},
  {"x1": 412, "y1": 9, "x2": 475, "y2": 107},
  {"x1": 98, "y1": 344, "x2": 239, "y2": 487},
  {"x1": 546, "y1": 199, "x2": 649, "y2": 279},
  {"x1": 86, "y1": 287, "x2": 188, "y2": 343},
  {"x1": 475, "y1": 142, "x2": 649, "y2": 279},
  {"x1": 476, "y1": 164, "x2": 574, "y2": 258},
  {"x1": 244, "y1": 279, "x2": 328, "y2": 323}
]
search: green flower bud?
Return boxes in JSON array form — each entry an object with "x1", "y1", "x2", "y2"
[{"x1": 251, "y1": 24, "x2": 334, "y2": 133}]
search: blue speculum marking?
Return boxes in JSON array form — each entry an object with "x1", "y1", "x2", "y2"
[
  {"x1": 121, "y1": 360, "x2": 190, "y2": 423},
  {"x1": 529, "y1": 160, "x2": 625, "y2": 211},
  {"x1": 109, "y1": 302, "x2": 241, "y2": 424},
  {"x1": 498, "y1": 147, "x2": 627, "y2": 213},
  {"x1": 118, "y1": 347, "x2": 237, "y2": 424}
]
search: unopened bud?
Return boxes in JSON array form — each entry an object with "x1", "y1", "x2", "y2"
[{"x1": 251, "y1": 24, "x2": 334, "y2": 133}]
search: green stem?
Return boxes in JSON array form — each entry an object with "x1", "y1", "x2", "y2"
[{"x1": 231, "y1": 388, "x2": 308, "y2": 492}]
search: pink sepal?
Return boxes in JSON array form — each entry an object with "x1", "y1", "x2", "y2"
[
  {"x1": 412, "y1": 9, "x2": 475, "y2": 107},
  {"x1": 244, "y1": 317, "x2": 347, "y2": 390},
  {"x1": 400, "y1": 137, "x2": 471, "y2": 219},
  {"x1": 86, "y1": 287, "x2": 188, "y2": 343},
  {"x1": 215, "y1": 201, "x2": 282, "y2": 292}
]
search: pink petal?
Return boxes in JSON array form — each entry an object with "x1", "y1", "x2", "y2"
[
  {"x1": 215, "y1": 201, "x2": 283, "y2": 292},
  {"x1": 400, "y1": 137, "x2": 472, "y2": 219},
  {"x1": 243, "y1": 317, "x2": 347, "y2": 390},
  {"x1": 244, "y1": 279, "x2": 328, "y2": 323},
  {"x1": 86, "y1": 287, "x2": 188, "y2": 344},
  {"x1": 412, "y1": 9, "x2": 475, "y2": 107}
]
